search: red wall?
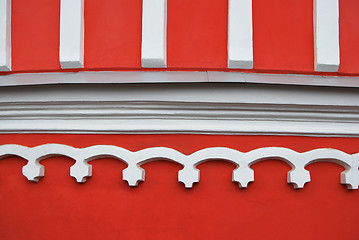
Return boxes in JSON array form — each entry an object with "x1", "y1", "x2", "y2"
[
  {"x1": 7, "y1": 0, "x2": 359, "y2": 75},
  {"x1": 0, "y1": 134, "x2": 359, "y2": 239},
  {"x1": 3, "y1": 1, "x2": 359, "y2": 239}
]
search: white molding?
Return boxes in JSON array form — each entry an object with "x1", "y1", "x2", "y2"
[
  {"x1": 1, "y1": 82, "x2": 359, "y2": 136},
  {"x1": 1, "y1": 71, "x2": 359, "y2": 88},
  {"x1": 60, "y1": 0, "x2": 84, "y2": 69},
  {"x1": 0, "y1": 144, "x2": 358, "y2": 189},
  {"x1": 0, "y1": 0, "x2": 11, "y2": 71},
  {"x1": 228, "y1": 0, "x2": 253, "y2": 69},
  {"x1": 141, "y1": 0, "x2": 167, "y2": 68},
  {"x1": 207, "y1": 72, "x2": 359, "y2": 88},
  {"x1": 314, "y1": 0, "x2": 340, "y2": 72}
]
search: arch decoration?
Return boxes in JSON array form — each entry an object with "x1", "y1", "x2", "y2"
[{"x1": 1, "y1": 144, "x2": 358, "y2": 189}]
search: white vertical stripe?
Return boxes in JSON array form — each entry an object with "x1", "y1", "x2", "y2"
[
  {"x1": 60, "y1": 0, "x2": 84, "y2": 69},
  {"x1": 141, "y1": 0, "x2": 167, "y2": 68},
  {"x1": 228, "y1": 0, "x2": 253, "y2": 69},
  {"x1": 0, "y1": 0, "x2": 11, "y2": 71},
  {"x1": 314, "y1": 0, "x2": 340, "y2": 72}
]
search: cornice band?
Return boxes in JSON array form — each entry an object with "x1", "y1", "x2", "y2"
[{"x1": 1, "y1": 82, "x2": 359, "y2": 137}]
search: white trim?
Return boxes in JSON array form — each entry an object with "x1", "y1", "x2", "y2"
[
  {"x1": 207, "y1": 71, "x2": 359, "y2": 87},
  {"x1": 2, "y1": 83, "x2": 359, "y2": 106},
  {"x1": 60, "y1": 0, "x2": 84, "y2": 69},
  {"x1": 1, "y1": 71, "x2": 359, "y2": 88},
  {"x1": 0, "y1": 0, "x2": 11, "y2": 71},
  {"x1": 314, "y1": 0, "x2": 340, "y2": 72},
  {"x1": 228, "y1": 0, "x2": 253, "y2": 69},
  {"x1": 2, "y1": 119, "x2": 359, "y2": 137},
  {"x1": 1, "y1": 82, "x2": 359, "y2": 137},
  {"x1": 1, "y1": 144, "x2": 358, "y2": 189},
  {"x1": 141, "y1": 0, "x2": 167, "y2": 68}
]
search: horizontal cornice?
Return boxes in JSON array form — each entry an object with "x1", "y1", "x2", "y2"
[
  {"x1": 0, "y1": 81, "x2": 359, "y2": 136},
  {"x1": 1, "y1": 71, "x2": 359, "y2": 88}
]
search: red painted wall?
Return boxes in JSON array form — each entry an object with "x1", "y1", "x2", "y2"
[
  {"x1": 338, "y1": 0, "x2": 359, "y2": 74},
  {"x1": 253, "y1": 0, "x2": 314, "y2": 72},
  {"x1": 84, "y1": 0, "x2": 142, "y2": 69},
  {"x1": 7, "y1": 0, "x2": 359, "y2": 75},
  {"x1": 3, "y1": 1, "x2": 359, "y2": 239},
  {"x1": 0, "y1": 134, "x2": 359, "y2": 239},
  {"x1": 167, "y1": 0, "x2": 228, "y2": 69},
  {"x1": 11, "y1": 0, "x2": 60, "y2": 71}
]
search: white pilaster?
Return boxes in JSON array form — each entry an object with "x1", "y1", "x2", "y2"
[
  {"x1": 60, "y1": 0, "x2": 84, "y2": 69},
  {"x1": 228, "y1": 0, "x2": 253, "y2": 69},
  {"x1": 314, "y1": 0, "x2": 340, "y2": 72},
  {"x1": 0, "y1": 0, "x2": 11, "y2": 71},
  {"x1": 141, "y1": 0, "x2": 167, "y2": 68}
]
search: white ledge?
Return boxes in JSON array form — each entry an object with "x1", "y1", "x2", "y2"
[
  {"x1": 0, "y1": 144, "x2": 358, "y2": 189},
  {"x1": 1, "y1": 71, "x2": 359, "y2": 88}
]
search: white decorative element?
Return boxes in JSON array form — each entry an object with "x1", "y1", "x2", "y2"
[
  {"x1": 1, "y1": 82, "x2": 359, "y2": 136},
  {"x1": 2, "y1": 71, "x2": 359, "y2": 87},
  {"x1": 228, "y1": 0, "x2": 253, "y2": 69},
  {"x1": 0, "y1": 144, "x2": 358, "y2": 189},
  {"x1": 60, "y1": 0, "x2": 84, "y2": 69},
  {"x1": 0, "y1": 0, "x2": 11, "y2": 71},
  {"x1": 141, "y1": 0, "x2": 167, "y2": 68},
  {"x1": 314, "y1": 0, "x2": 340, "y2": 72}
]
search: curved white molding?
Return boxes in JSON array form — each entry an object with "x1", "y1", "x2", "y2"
[{"x1": 0, "y1": 144, "x2": 358, "y2": 189}]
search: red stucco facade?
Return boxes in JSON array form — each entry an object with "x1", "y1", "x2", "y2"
[{"x1": 1, "y1": 1, "x2": 359, "y2": 239}]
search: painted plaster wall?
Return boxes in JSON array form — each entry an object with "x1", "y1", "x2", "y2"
[
  {"x1": 2, "y1": 1, "x2": 359, "y2": 239},
  {"x1": 1, "y1": 134, "x2": 359, "y2": 239},
  {"x1": 6, "y1": 0, "x2": 359, "y2": 74}
]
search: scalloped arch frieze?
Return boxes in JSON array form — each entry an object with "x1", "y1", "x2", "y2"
[{"x1": 0, "y1": 144, "x2": 358, "y2": 189}]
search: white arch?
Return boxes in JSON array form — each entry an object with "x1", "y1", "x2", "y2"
[{"x1": 0, "y1": 144, "x2": 358, "y2": 189}]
